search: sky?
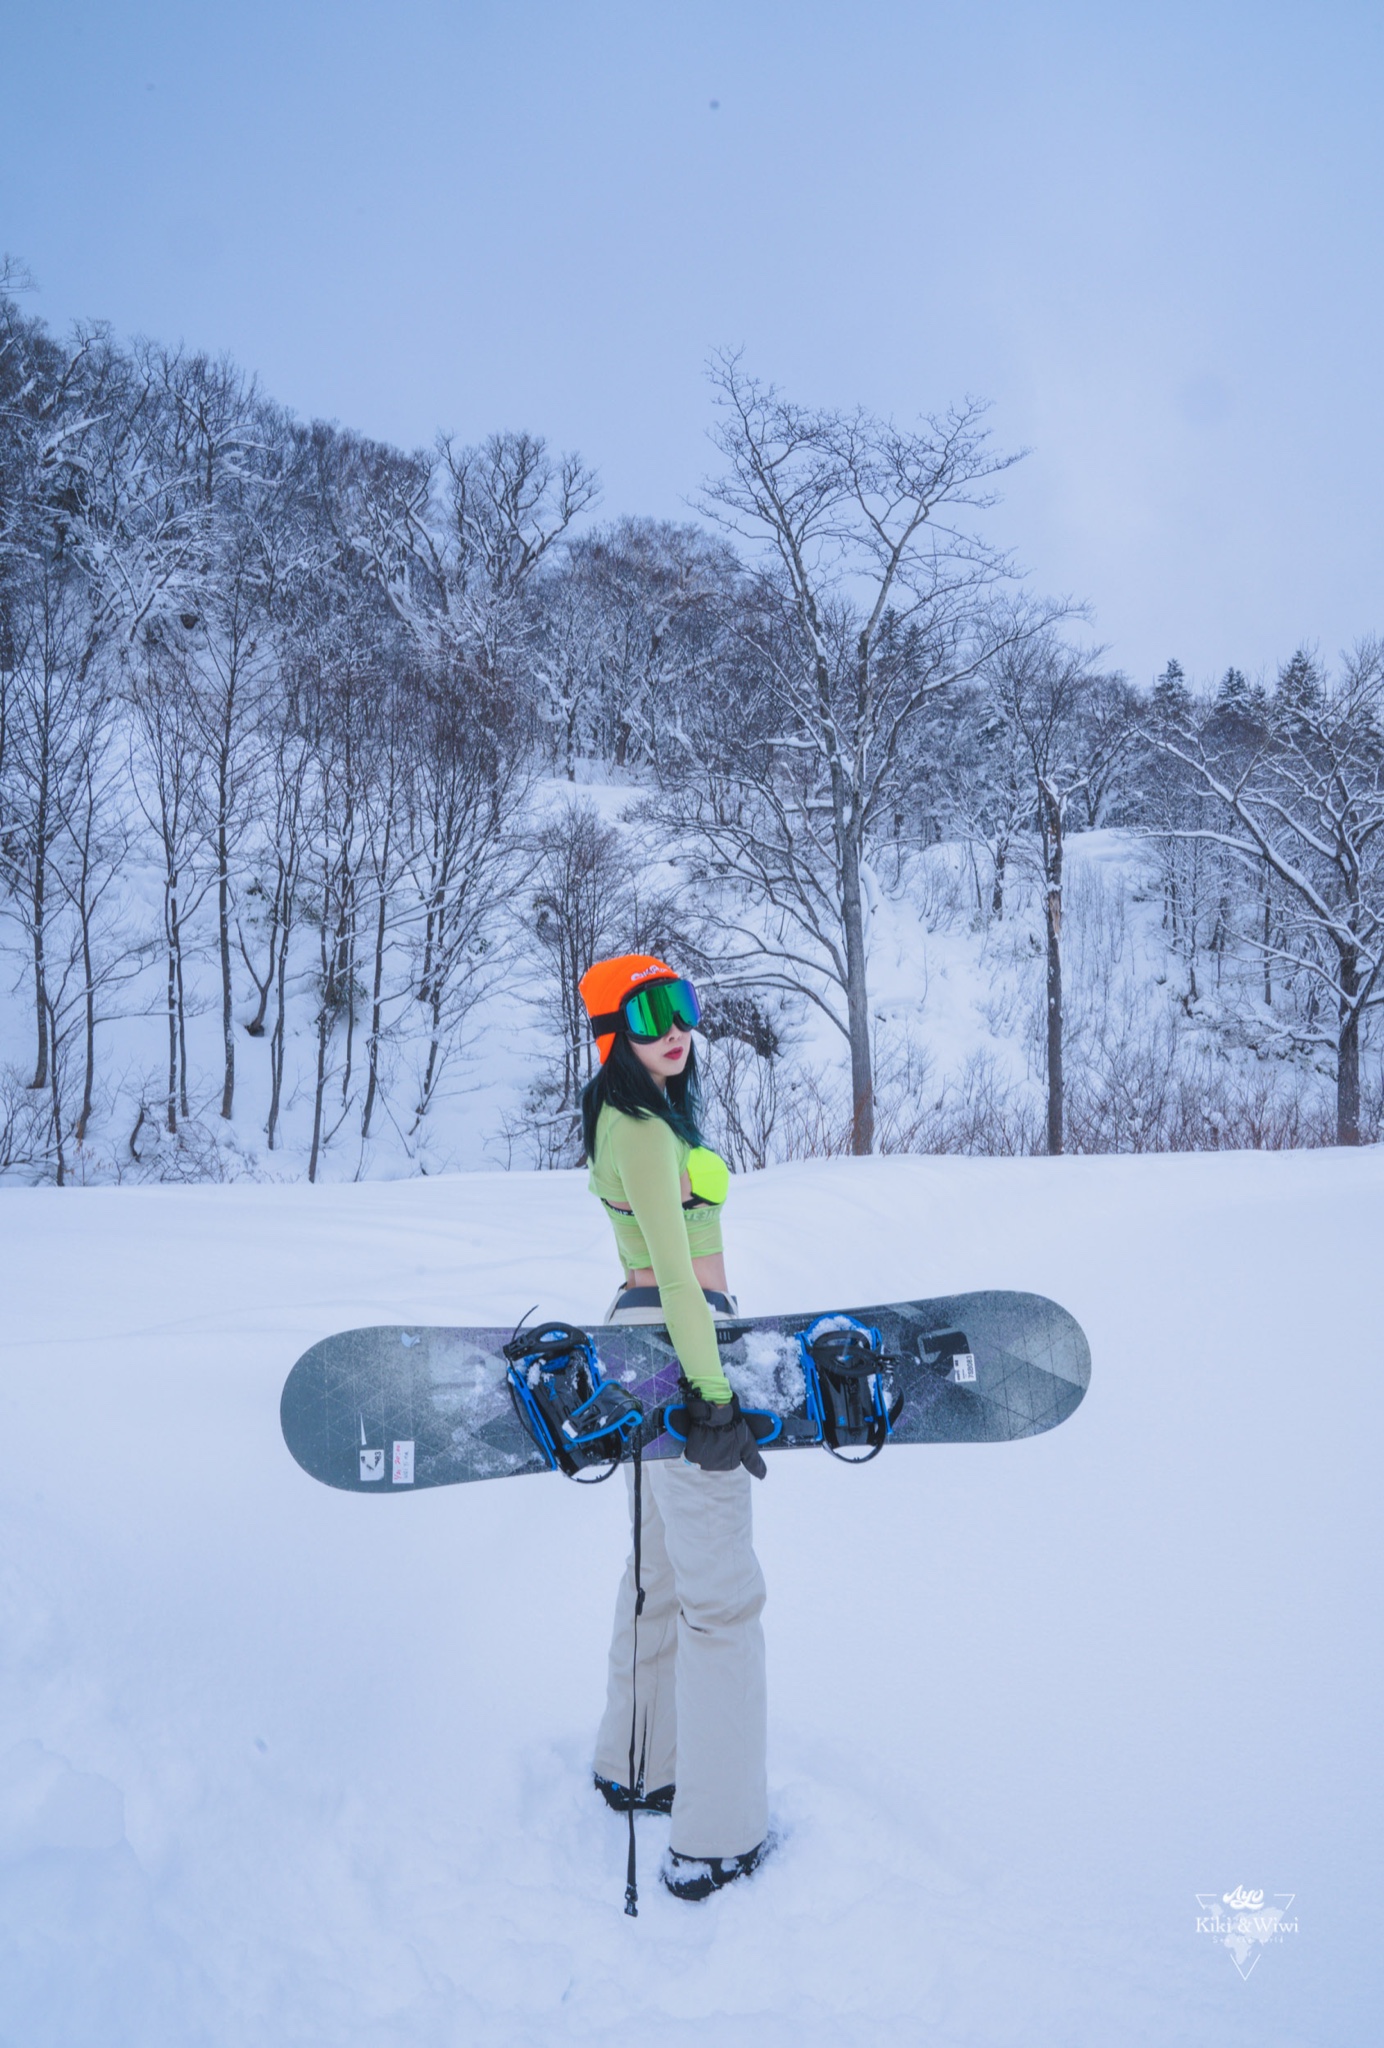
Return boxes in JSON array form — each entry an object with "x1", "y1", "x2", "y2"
[{"x1": 3, "y1": 0, "x2": 1383, "y2": 689}]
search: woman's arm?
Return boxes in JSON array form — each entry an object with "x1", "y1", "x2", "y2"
[{"x1": 609, "y1": 1114, "x2": 732, "y2": 1402}]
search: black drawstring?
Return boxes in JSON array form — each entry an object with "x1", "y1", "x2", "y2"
[{"x1": 624, "y1": 1437, "x2": 645, "y2": 1917}]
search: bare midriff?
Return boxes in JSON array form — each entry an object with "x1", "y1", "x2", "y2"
[
  {"x1": 625, "y1": 1249, "x2": 729, "y2": 1294},
  {"x1": 605, "y1": 1181, "x2": 729, "y2": 1295}
]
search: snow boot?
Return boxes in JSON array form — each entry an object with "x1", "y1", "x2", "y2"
[
  {"x1": 660, "y1": 1835, "x2": 774, "y2": 1902},
  {"x1": 594, "y1": 1774, "x2": 675, "y2": 1817}
]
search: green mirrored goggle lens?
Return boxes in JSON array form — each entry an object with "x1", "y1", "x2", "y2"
[{"x1": 622, "y1": 978, "x2": 701, "y2": 1041}]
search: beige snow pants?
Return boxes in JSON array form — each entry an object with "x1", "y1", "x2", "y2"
[{"x1": 593, "y1": 1455, "x2": 768, "y2": 1860}]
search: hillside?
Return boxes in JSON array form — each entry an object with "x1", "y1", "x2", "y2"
[{"x1": 3, "y1": 783, "x2": 1364, "y2": 1188}]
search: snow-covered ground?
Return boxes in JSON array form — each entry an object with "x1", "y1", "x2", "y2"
[{"x1": 2, "y1": 1147, "x2": 1380, "y2": 2045}]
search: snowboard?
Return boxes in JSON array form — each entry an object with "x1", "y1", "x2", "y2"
[{"x1": 281, "y1": 1291, "x2": 1090, "y2": 1494}]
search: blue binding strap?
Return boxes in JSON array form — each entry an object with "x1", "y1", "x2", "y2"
[{"x1": 661, "y1": 1402, "x2": 782, "y2": 1446}]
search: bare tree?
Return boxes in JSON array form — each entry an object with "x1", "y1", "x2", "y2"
[
  {"x1": 128, "y1": 643, "x2": 212, "y2": 1129},
  {"x1": 531, "y1": 557, "x2": 607, "y2": 780},
  {"x1": 1150, "y1": 642, "x2": 1384, "y2": 1145},
  {"x1": 302, "y1": 725, "x2": 357, "y2": 1183},
  {"x1": 530, "y1": 800, "x2": 683, "y2": 1104},
  {"x1": 20, "y1": 686, "x2": 142, "y2": 1178},
  {"x1": 0, "y1": 561, "x2": 103, "y2": 1089},
  {"x1": 572, "y1": 518, "x2": 738, "y2": 773},
  {"x1": 403, "y1": 663, "x2": 531, "y2": 1134},
  {"x1": 49, "y1": 672, "x2": 142, "y2": 1143},
  {"x1": 696, "y1": 994, "x2": 786, "y2": 1172},
  {"x1": 985, "y1": 635, "x2": 1131, "y2": 1154},
  {"x1": 352, "y1": 426, "x2": 599, "y2": 683},
  {"x1": 436, "y1": 430, "x2": 599, "y2": 662},
  {"x1": 935, "y1": 684, "x2": 1034, "y2": 919},
  {"x1": 503, "y1": 798, "x2": 685, "y2": 1164},
  {"x1": 261, "y1": 709, "x2": 312, "y2": 1152},
  {"x1": 284, "y1": 589, "x2": 392, "y2": 1179},
  {"x1": 1076, "y1": 672, "x2": 1144, "y2": 830},
  {"x1": 655, "y1": 353, "x2": 1048, "y2": 1152},
  {"x1": 169, "y1": 374, "x2": 304, "y2": 1120},
  {"x1": 358, "y1": 650, "x2": 416, "y2": 1149},
  {"x1": 0, "y1": 296, "x2": 117, "y2": 1092}
]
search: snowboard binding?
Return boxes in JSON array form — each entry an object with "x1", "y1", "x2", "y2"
[
  {"x1": 793, "y1": 1315, "x2": 904, "y2": 1463},
  {"x1": 503, "y1": 1321, "x2": 643, "y2": 1482}
]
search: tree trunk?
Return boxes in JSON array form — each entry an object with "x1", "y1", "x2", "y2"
[
  {"x1": 1337, "y1": 951, "x2": 1360, "y2": 1147},
  {"x1": 335, "y1": 859, "x2": 356, "y2": 1111},
  {"x1": 214, "y1": 659, "x2": 241, "y2": 1121},
  {"x1": 308, "y1": 999, "x2": 330, "y2": 1182},
  {"x1": 77, "y1": 864, "x2": 96, "y2": 1145},
  {"x1": 413, "y1": 856, "x2": 448, "y2": 1130},
  {"x1": 166, "y1": 897, "x2": 179, "y2": 1133},
  {"x1": 1262, "y1": 880, "x2": 1272, "y2": 1005},
  {"x1": 243, "y1": 873, "x2": 280, "y2": 1037},
  {"x1": 991, "y1": 844, "x2": 1005, "y2": 920},
  {"x1": 30, "y1": 758, "x2": 49, "y2": 1089},
  {"x1": 79, "y1": 963, "x2": 96, "y2": 1143},
  {"x1": 308, "y1": 872, "x2": 332, "y2": 1182},
  {"x1": 1041, "y1": 785, "x2": 1064, "y2": 1156},
  {"x1": 416, "y1": 989, "x2": 444, "y2": 1129},
  {"x1": 217, "y1": 783, "x2": 235, "y2": 1119},
  {"x1": 839, "y1": 824, "x2": 874, "y2": 1155},
  {"x1": 266, "y1": 880, "x2": 293, "y2": 1150},
  {"x1": 46, "y1": 996, "x2": 65, "y2": 1185},
  {"x1": 175, "y1": 922, "x2": 190, "y2": 1121},
  {"x1": 361, "y1": 852, "x2": 389, "y2": 1141}
]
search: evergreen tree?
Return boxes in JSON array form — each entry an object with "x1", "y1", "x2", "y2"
[
  {"x1": 1151, "y1": 658, "x2": 1192, "y2": 724},
  {"x1": 1276, "y1": 647, "x2": 1324, "y2": 711}
]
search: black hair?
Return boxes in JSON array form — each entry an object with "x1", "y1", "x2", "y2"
[{"x1": 580, "y1": 1024, "x2": 705, "y2": 1161}]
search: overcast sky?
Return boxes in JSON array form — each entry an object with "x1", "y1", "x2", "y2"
[{"x1": 4, "y1": 0, "x2": 1382, "y2": 688}]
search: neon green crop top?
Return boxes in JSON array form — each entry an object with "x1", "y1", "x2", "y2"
[{"x1": 588, "y1": 1103, "x2": 731, "y2": 1402}]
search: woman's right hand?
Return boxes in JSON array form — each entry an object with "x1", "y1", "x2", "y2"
[{"x1": 679, "y1": 1388, "x2": 767, "y2": 1480}]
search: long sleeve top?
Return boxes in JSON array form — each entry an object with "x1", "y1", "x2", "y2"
[{"x1": 587, "y1": 1103, "x2": 732, "y2": 1402}]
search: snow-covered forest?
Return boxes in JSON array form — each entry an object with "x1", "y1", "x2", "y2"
[{"x1": 4, "y1": 271, "x2": 1382, "y2": 1185}]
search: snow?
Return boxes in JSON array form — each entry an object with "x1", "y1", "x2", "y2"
[
  {"x1": 2, "y1": 1145, "x2": 1380, "y2": 2045},
  {"x1": 9, "y1": 794, "x2": 1371, "y2": 1189}
]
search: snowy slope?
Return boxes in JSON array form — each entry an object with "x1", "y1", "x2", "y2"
[
  {"x1": 7, "y1": 786, "x2": 1367, "y2": 1188},
  {"x1": 2, "y1": 1149, "x2": 1380, "y2": 2046}
]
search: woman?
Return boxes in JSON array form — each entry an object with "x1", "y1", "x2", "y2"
[{"x1": 579, "y1": 953, "x2": 771, "y2": 1902}]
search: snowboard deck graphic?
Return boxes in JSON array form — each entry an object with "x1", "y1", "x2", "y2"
[{"x1": 281, "y1": 1291, "x2": 1091, "y2": 1494}]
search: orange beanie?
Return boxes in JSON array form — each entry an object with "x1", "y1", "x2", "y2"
[{"x1": 579, "y1": 954, "x2": 678, "y2": 1065}]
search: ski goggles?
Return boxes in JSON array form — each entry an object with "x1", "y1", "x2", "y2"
[{"x1": 588, "y1": 976, "x2": 702, "y2": 1044}]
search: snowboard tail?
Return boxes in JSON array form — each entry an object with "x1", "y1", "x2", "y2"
[{"x1": 281, "y1": 1291, "x2": 1091, "y2": 1494}]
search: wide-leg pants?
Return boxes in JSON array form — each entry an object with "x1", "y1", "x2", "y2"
[{"x1": 593, "y1": 1456, "x2": 768, "y2": 1860}]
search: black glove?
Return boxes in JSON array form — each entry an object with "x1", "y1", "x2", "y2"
[{"x1": 679, "y1": 1387, "x2": 767, "y2": 1480}]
